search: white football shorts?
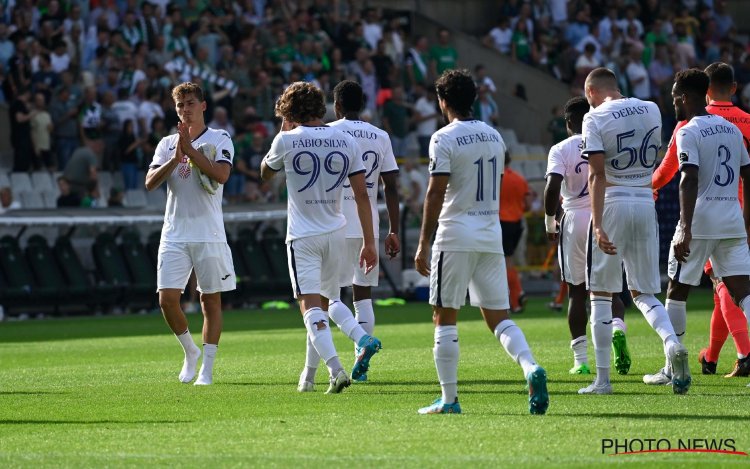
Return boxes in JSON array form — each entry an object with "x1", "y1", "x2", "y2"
[
  {"x1": 429, "y1": 250, "x2": 509, "y2": 310},
  {"x1": 287, "y1": 228, "x2": 345, "y2": 300},
  {"x1": 668, "y1": 233, "x2": 750, "y2": 286},
  {"x1": 157, "y1": 241, "x2": 236, "y2": 294},
  {"x1": 558, "y1": 208, "x2": 590, "y2": 286},
  {"x1": 586, "y1": 187, "x2": 661, "y2": 294},
  {"x1": 339, "y1": 237, "x2": 379, "y2": 287}
]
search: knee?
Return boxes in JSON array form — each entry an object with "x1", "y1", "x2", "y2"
[{"x1": 159, "y1": 294, "x2": 181, "y2": 312}]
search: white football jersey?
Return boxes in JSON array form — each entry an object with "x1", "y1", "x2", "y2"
[
  {"x1": 582, "y1": 97, "x2": 662, "y2": 186},
  {"x1": 546, "y1": 134, "x2": 590, "y2": 211},
  {"x1": 677, "y1": 114, "x2": 750, "y2": 239},
  {"x1": 429, "y1": 119, "x2": 505, "y2": 253},
  {"x1": 150, "y1": 127, "x2": 234, "y2": 242},
  {"x1": 329, "y1": 119, "x2": 399, "y2": 239},
  {"x1": 263, "y1": 125, "x2": 365, "y2": 242}
]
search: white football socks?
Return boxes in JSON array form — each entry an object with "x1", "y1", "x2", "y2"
[
  {"x1": 571, "y1": 336, "x2": 588, "y2": 366},
  {"x1": 611, "y1": 317, "x2": 626, "y2": 334},
  {"x1": 665, "y1": 299, "x2": 687, "y2": 342},
  {"x1": 195, "y1": 343, "x2": 217, "y2": 385},
  {"x1": 634, "y1": 294, "x2": 679, "y2": 351},
  {"x1": 353, "y1": 299, "x2": 375, "y2": 335},
  {"x1": 591, "y1": 295, "x2": 612, "y2": 385},
  {"x1": 328, "y1": 300, "x2": 367, "y2": 344},
  {"x1": 740, "y1": 295, "x2": 750, "y2": 324},
  {"x1": 433, "y1": 325, "x2": 459, "y2": 404},
  {"x1": 495, "y1": 319, "x2": 537, "y2": 376},
  {"x1": 302, "y1": 333, "x2": 320, "y2": 383},
  {"x1": 303, "y1": 307, "x2": 341, "y2": 376},
  {"x1": 175, "y1": 329, "x2": 201, "y2": 383}
]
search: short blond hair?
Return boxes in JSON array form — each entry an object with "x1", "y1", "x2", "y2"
[
  {"x1": 171, "y1": 82, "x2": 204, "y2": 103},
  {"x1": 275, "y1": 82, "x2": 326, "y2": 123}
]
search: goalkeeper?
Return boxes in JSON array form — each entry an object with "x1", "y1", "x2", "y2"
[{"x1": 145, "y1": 82, "x2": 236, "y2": 386}]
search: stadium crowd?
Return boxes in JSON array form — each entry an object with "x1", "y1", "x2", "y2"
[{"x1": 1, "y1": 0, "x2": 476, "y2": 209}]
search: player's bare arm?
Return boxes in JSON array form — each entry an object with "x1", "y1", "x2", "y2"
[
  {"x1": 544, "y1": 173, "x2": 563, "y2": 242},
  {"x1": 674, "y1": 165, "x2": 698, "y2": 262},
  {"x1": 742, "y1": 165, "x2": 750, "y2": 242},
  {"x1": 350, "y1": 171, "x2": 378, "y2": 273},
  {"x1": 415, "y1": 174, "x2": 448, "y2": 276},
  {"x1": 588, "y1": 151, "x2": 616, "y2": 255},
  {"x1": 145, "y1": 146, "x2": 181, "y2": 191},
  {"x1": 381, "y1": 172, "x2": 401, "y2": 258},
  {"x1": 177, "y1": 122, "x2": 231, "y2": 184}
]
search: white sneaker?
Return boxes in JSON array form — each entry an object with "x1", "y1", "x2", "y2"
[
  {"x1": 578, "y1": 382, "x2": 613, "y2": 395},
  {"x1": 643, "y1": 368, "x2": 672, "y2": 385},
  {"x1": 669, "y1": 344, "x2": 691, "y2": 394},
  {"x1": 179, "y1": 347, "x2": 201, "y2": 383},
  {"x1": 297, "y1": 381, "x2": 315, "y2": 392},
  {"x1": 325, "y1": 370, "x2": 351, "y2": 394}
]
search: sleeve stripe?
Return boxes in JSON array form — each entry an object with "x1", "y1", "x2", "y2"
[
  {"x1": 348, "y1": 169, "x2": 366, "y2": 176},
  {"x1": 149, "y1": 164, "x2": 162, "y2": 169},
  {"x1": 266, "y1": 163, "x2": 282, "y2": 172},
  {"x1": 679, "y1": 162, "x2": 699, "y2": 168},
  {"x1": 431, "y1": 172, "x2": 451, "y2": 176},
  {"x1": 546, "y1": 172, "x2": 563, "y2": 178},
  {"x1": 741, "y1": 163, "x2": 750, "y2": 169},
  {"x1": 217, "y1": 160, "x2": 233, "y2": 166},
  {"x1": 380, "y1": 169, "x2": 400, "y2": 175}
]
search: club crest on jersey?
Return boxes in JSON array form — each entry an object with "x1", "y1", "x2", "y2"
[
  {"x1": 178, "y1": 163, "x2": 191, "y2": 179},
  {"x1": 679, "y1": 152, "x2": 688, "y2": 163}
]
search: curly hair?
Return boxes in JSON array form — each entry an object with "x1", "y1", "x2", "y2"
[
  {"x1": 171, "y1": 82, "x2": 204, "y2": 103},
  {"x1": 275, "y1": 82, "x2": 326, "y2": 123},
  {"x1": 675, "y1": 68, "x2": 709, "y2": 98},
  {"x1": 434, "y1": 69, "x2": 476, "y2": 116},
  {"x1": 333, "y1": 80, "x2": 364, "y2": 114}
]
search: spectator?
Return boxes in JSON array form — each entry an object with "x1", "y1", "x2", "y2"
[
  {"x1": 484, "y1": 16, "x2": 513, "y2": 55},
  {"x1": 617, "y1": 5, "x2": 644, "y2": 38},
  {"x1": 499, "y1": 152, "x2": 530, "y2": 314},
  {"x1": 648, "y1": 43, "x2": 675, "y2": 105},
  {"x1": 207, "y1": 106, "x2": 235, "y2": 137},
  {"x1": 0, "y1": 187, "x2": 21, "y2": 213},
  {"x1": 30, "y1": 92, "x2": 54, "y2": 171},
  {"x1": 547, "y1": 106, "x2": 567, "y2": 144},
  {"x1": 625, "y1": 46, "x2": 650, "y2": 100},
  {"x1": 565, "y1": 10, "x2": 591, "y2": 47},
  {"x1": 49, "y1": 86, "x2": 80, "y2": 170},
  {"x1": 100, "y1": 90, "x2": 122, "y2": 172},
  {"x1": 511, "y1": 20, "x2": 534, "y2": 65},
  {"x1": 713, "y1": 0, "x2": 734, "y2": 37},
  {"x1": 31, "y1": 53, "x2": 60, "y2": 98},
  {"x1": 362, "y1": 8, "x2": 383, "y2": 51},
  {"x1": 79, "y1": 86, "x2": 103, "y2": 144},
  {"x1": 412, "y1": 83, "x2": 439, "y2": 158},
  {"x1": 49, "y1": 41, "x2": 70, "y2": 74},
  {"x1": 118, "y1": 119, "x2": 145, "y2": 190},
  {"x1": 597, "y1": 7, "x2": 619, "y2": 50},
  {"x1": 474, "y1": 64, "x2": 497, "y2": 94},
  {"x1": 473, "y1": 85, "x2": 499, "y2": 127},
  {"x1": 404, "y1": 35, "x2": 430, "y2": 90},
  {"x1": 371, "y1": 39, "x2": 396, "y2": 91},
  {"x1": 3, "y1": 36, "x2": 32, "y2": 103},
  {"x1": 9, "y1": 87, "x2": 38, "y2": 171},
  {"x1": 381, "y1": 85, "x2": 412, "y2": 158},
  {"x1": 0, "y1": 23, "x2": 14, "y2": 70},
  {"x1": 80, "y1": 181, "x2": 101, "y2": 208},
  {"x1": 112, "y1": 87, "x2": 139, "y2": 135},
  {"x1": 138, "y1": 87, "x2": 165, "y2": 139},
  {"x1": 56, "y1": 176, "x2": 82, "y2": 207},
  {"x1": 574, "y1": 43, "x2": 600, "y2": 89},
  {"x1": 108, "y1": 187, "x2": 125, "y2": 207},
  {"x1": 64, "y1": 138, "x2": 101, "y2": 196},
  {"x1": 400, "y1": 157, "x2": 426, "y2": 222},
  {"x1": 429, "y1": 28, "x2": 458, "y2": 78}
]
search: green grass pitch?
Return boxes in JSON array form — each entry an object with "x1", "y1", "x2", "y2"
[{"x1": 1, "y1": 289, "x2": 749, "y2": 467}]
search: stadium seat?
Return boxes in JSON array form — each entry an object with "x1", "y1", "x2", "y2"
[
  {"x1": 259, "y1": 234, "x2": 290, "y2": 291},
  {"x1": 31, "y1": 172, "x2": 55, "y2": 193},
  {"x1": 145, "y1": 188, "x2": 167, "y2": 210},
  {"x1": 0, "y1": 261, "x2": 31, "y2": 311},
  {"x1": 118, "y1": 231, "x2": 157, "y2": 305},
  {"x1": 54, "y1": 236, "x2": 118, "y2": 309},
  {"x1": 0, "y1": 171, "x2": 10, "y2": 189},
  {"x1": 92, "y1": 232, "x2": 137, "y2": 306},
  {"x1": 124, "y1": 189, "x2": 148, "y2": 208},
  {"x1": 41, "y1": 192, "x2": 57, "y2": 208},
  {"x1": 0, "y1": 235, "x2": 56, "y2": 307},
  {"x1": 146, "y1": 230, "x2": 160, "y2": 270},
  {"x1": 10, "y1": 172, "x2": 32, "y2": 194},
  {"x1": 498, "y1": 128, "x2": 519, "y2": 146},
  {"x1": 25, "y1": 235, "x2": 74, "y2": 307},
  {"x1": 20, "y1": 191, "x2": 45, "y2": 209},
  {"x1": 236, "y1": 229, "x2": 277, "y2": 293}
]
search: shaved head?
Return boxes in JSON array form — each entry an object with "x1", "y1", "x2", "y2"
[{"x1": 585, "y1": 68, "x2": 618, "y2": 91}]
